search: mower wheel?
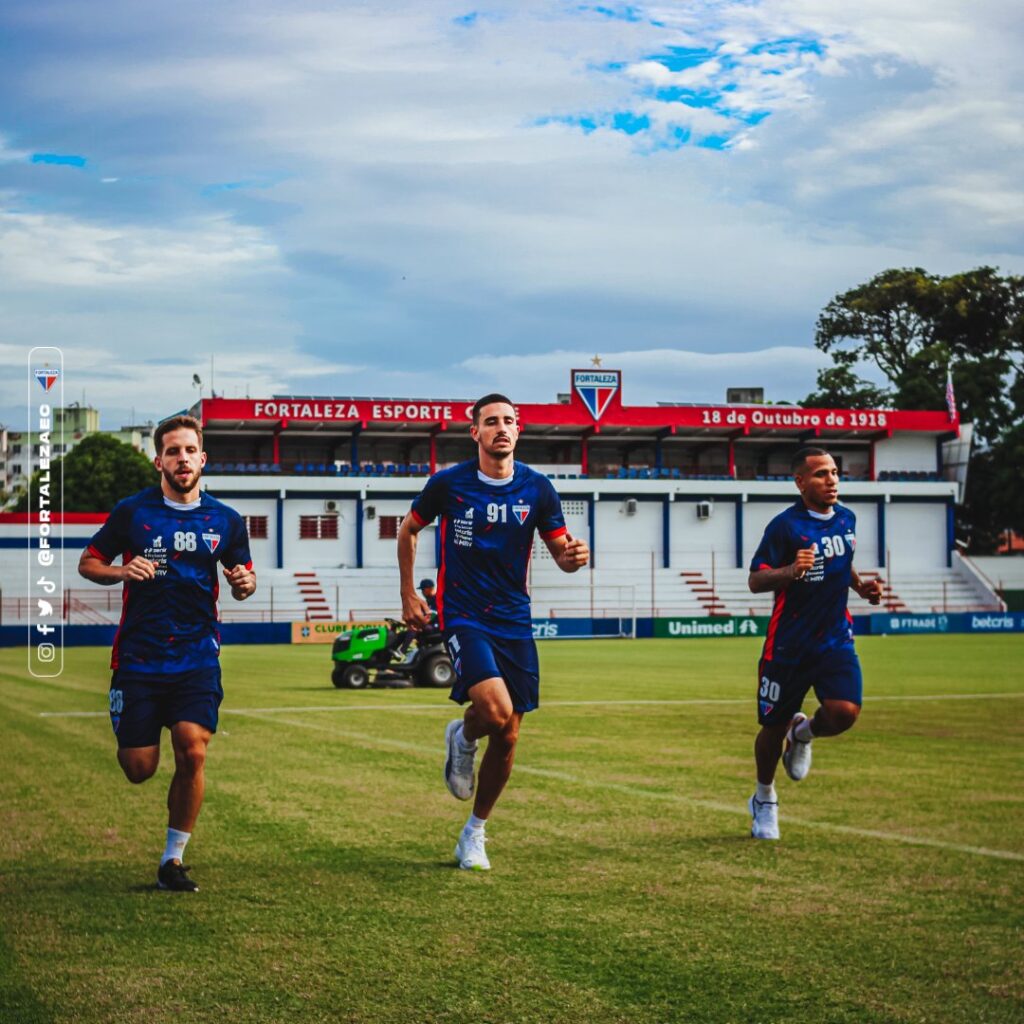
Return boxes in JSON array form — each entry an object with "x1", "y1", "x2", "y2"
[
  {"x1": 336, "y1": 664, "x2": 370, "y2": 689},
  {"x1": 420, "y1": 653, "x2": 454, "y2": 688}
]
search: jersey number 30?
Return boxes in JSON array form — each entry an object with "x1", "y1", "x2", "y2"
[{"x1": 820, "y1": 535, "x2": 846, "y2": 558}]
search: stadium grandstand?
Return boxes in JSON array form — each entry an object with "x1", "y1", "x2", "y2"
[{"x1": 0, "y1": 368, "x2": 1008, "y2": 629}]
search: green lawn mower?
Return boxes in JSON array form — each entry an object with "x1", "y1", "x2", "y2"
[{"x1": 330, "y1": 618, "x2": 454, "y2": 690}]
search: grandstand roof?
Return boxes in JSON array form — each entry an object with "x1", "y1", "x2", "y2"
[{"x1": 195, "y1": 368, "x2": 959, "y2": 441}]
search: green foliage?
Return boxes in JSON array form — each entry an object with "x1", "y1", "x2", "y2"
[
  {"x1": 1, "y1": 639, "x2": 1022, "y2": 1024},
  {"x1": 805, "y1": 266, "x2": 1024, "y2": 550},
  {"x1": 13, "y1": 433, "x2": 157, "y2": 513}
]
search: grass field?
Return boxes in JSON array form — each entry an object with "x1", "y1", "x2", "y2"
[{"x1": 2, "y1": 635, "x2": 1023, "y2": 1024}]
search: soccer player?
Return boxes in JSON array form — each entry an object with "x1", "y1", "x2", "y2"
[
  {"x1": 78, "y1": 415, "x2": 256, "y2": 891},
  {"x1": 746, "y1": 447, "x2": 882, "y2": 840},
  {"x1": 397, "y1": 394, "x2": 589, "y2": 870}
]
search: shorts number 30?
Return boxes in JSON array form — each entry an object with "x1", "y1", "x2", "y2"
[{"x1": 759, "y1": 676, "x2": 780, "y2": 702}]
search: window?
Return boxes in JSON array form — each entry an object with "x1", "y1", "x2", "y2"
[
  {"x1": 299, "y1": 515, "x2": 339, "y2": 540},
  {"x1": 243, "y1": 515, "x2": 269, "y2": 539},
  {"x1": 378, "y1": 515, "x2": 401, "y2": 540}
]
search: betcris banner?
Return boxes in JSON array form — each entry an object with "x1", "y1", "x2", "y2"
[
  {"x1": 531, "y1": 618, "x2": 622, "y2": 639},
  {"x1": 872, "y1": 612, "x2": 1024, "y2": 634}
]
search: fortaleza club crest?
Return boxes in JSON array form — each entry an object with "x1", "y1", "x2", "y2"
[
  {"x1": 34, "y1": 367, "x2": 60, "y2": 392},
  {"x1": 573, "y1": 369, "x2": 620, "y2": 421},
  {"x1": 202, "y1": 532, "x2": 221, "y2": 553},
  {"x1": 512, "y1": 504, "x2": 530, "y2": 525}
]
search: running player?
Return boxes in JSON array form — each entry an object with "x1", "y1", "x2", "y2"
[
  {"x1": 746, "y1": 447, "x2": 882, "y2": 840},
  {"x1": 397, "y1": 394, "x2": 589, "y2": 870},
  {"x1": 78, "y1": 415, "x2": 256, "y2": 891}
]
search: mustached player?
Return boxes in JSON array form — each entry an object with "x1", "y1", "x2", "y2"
[
  {"x1": 78, "y1": 415, "x2": 256, "y2": 890},
  {"x1": 398, "y1": 394, "x2": 589, "y2": 870},
  {"x1": 746, "y1": 447, "x2": 882, "y2": 840}
]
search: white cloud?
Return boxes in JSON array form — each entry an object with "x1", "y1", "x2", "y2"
[
  {"x1": 0, "y1": 0, "x2": 1020, "y2": 434},
  {"x1": 0, "y1": 209, "x2": 279, "y2": 287}
]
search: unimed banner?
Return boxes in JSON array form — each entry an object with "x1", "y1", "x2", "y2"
[{"x1": 653, "y1": 616, "x2": 770, "y2": 639}]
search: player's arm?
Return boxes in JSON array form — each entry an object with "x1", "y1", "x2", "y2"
[
  {"x1": 543, "y1": 531, "x2": 589, "y2": 574},
  {"x1": 397, "y1": 512, "x2": 433, "y2": 628},
  {"x1": 748, "y1": 548, "x2": 816, "y2": 593},
  {"x1": 223, "y1": 563, "x2": 256, "y2": 601},
  {"x1": 850, "y1": 568, "x2": 883, "y2": 605},
  {"x1": 78, "y1": 548, "x2": 156, "y2": 585}
]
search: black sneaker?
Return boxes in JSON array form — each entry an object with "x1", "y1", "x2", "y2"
[{"x1": 157, "y1": 860, "x2": 199, "y2": 892}]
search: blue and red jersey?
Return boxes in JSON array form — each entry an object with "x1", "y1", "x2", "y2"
[
  {"x1": 86, "y1": 487, "x2": 252, "y2": 674},
  {"x1": 410, "y1": 460, "x2": 567, "y2": 639},
  {"x1": 751, "y1": 501, "x2": 858, "y2": 664}
]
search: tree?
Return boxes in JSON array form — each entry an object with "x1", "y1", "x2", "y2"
[
  {"x1": 804, "y1": 266, "x2": 1024, "y2": 552},
  {"x1": 14, "y1": 433, "x2": 158, "y2": 513}
]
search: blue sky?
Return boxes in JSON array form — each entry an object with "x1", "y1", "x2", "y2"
[{"x1": 1, "y1": 0, "x2": 1022, "y2": 429}]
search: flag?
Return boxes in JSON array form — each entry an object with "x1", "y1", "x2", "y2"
[{"x1": 945, "y1": 368, "x2": 957, "y2": 421}]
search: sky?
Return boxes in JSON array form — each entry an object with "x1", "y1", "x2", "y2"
[{"x1": 1, "y1": 0, "x2": 1022, "y2": 429}]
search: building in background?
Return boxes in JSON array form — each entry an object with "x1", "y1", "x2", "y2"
[{"x1": 0, "y1": 405, "x2": 156, "y2": 503}]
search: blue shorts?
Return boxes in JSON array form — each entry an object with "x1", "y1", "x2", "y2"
[
  {"x1": 757, "y1": 647, "x2": 862, "y2": 726},
  {"x1": 444, "y1": 628, "x2": 540, "y2": 713},
  {"x1": 109, "y1": 666, "x2": 223, "y2": 748}
]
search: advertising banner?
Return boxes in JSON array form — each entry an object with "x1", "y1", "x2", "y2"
[
  {"x1": 653, "y1": 616, "x2": 770, "y2": 638},
  {"x1": 291, "y1": 621, "x2": 389, "y2": 644},
  {"x1": 871, "y1": 611, "x2": 1024, "y2": 634}
]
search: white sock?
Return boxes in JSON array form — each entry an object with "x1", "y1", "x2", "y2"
[
  {"x1": 756, "y1": 783, "x2": 777, "y2": 804},
  {"x1": 794, "y1": 718, "x2": 815, "y2": 743},
  {"x1": 161, "y1": 827, "x2": 191, "y2": 865},
  {"x1": 464, "y1": 814, "x2": 487, "y2": 833},
  {"x1": 457, "y1": 724, "x2": 477, "y2": 751}
]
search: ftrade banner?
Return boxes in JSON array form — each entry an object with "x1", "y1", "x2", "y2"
[
  {"x1": 870, "y1": 612, "x2": 1024, "y2": 634},
  {"x1": 654, "y1": 616, "x2": 769, "y2": 638},
  {"x1": 291, "y1": 621, "x2": 389, "y2": 644}
]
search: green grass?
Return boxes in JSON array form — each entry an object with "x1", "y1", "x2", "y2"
[{"x1": 1, "y1": 636, "x2": 1023, "y2": 1024}]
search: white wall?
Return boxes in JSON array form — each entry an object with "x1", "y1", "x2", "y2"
[
  {"x1": 594, "y1": 498, "x2": 662, "y2": 569},
  {"x1": 228, "y1": 497, "x2": 277, "y2": 571},
  {"x1": 671, "y1": 499, "x2": 735, "y2": 570},
  {"x1": 362, "y1": 497, "x2": 434, "y2": 570},
  {"x1": 875, "y1": 434, "x2": 938, "y2": 473},
  {"x1": 530, "y1": 497, "x2": 589, "y2": 573},
  {"x1": 282, "y1": 497, "x2": 358, "y2": 568},
  {"x1": 742, "y1": 500, "x2": 789, "y2": 568},
  {"x1": 886, "y1": 503, "x2": 949, "y2": 570}
]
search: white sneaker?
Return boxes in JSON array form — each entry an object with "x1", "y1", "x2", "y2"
[
  {"x1": 782, "y1": 712, "x2": 812, "y2": 782},
  {"x1": 444, "y1": 719, "x2": 476, "y2": 801},
  {"x1": 454, "y1": 828, "x2": 490, "y2": 871},
  {"x1": 749, "y1": 794, "x2": 780, "y2": 840}
]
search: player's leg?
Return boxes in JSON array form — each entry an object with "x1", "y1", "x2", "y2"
[
  {"x1": 466, "y1": 683, "x2": 521, "y2": 817},
  {"x1": 157, "y1": 667, "x2": 223, "y2": 892},
  {"x1": 750, "y1": 658, "x2": 808, "y2": 839},
  {"x1": 443, "y1": 629, "x2": 503, "y2": 801},
  {"x1": 805, "y1": 699, "x2": 861, "y2": 737},
  {"x1": 167, "y1": 721, "x2": 213, "y2": 834},
  {"x1": 452, "y1": 679, "x2": 519, "y2": 871},
  {"x1": 788, "y1": 650, "x2": 863, "y2": 771},
  {"x1": 109, "y1": 673, "x2": 162, "y2": 782}
]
